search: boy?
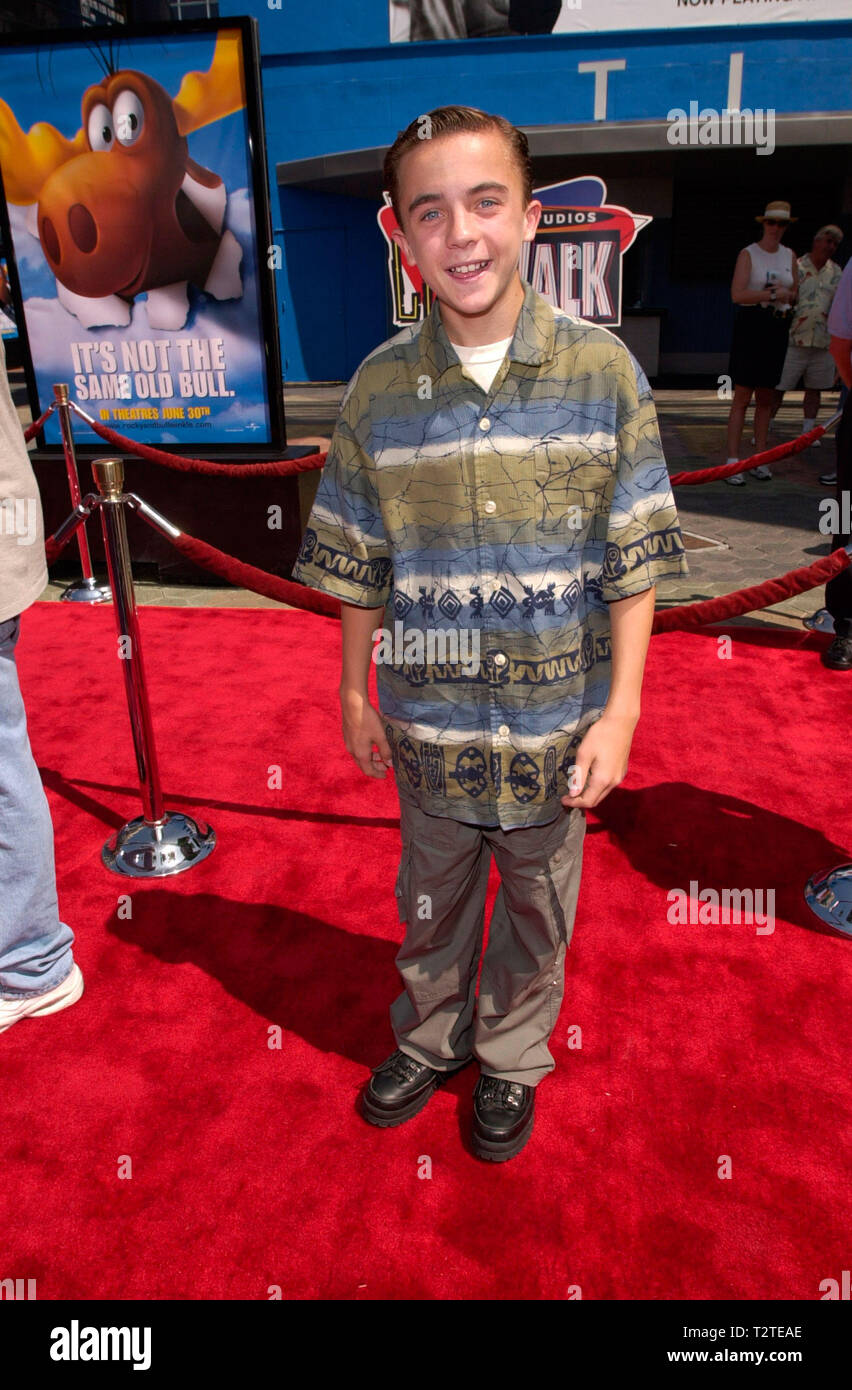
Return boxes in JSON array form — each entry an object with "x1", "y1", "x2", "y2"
[{"x1": 291, "y1": 106, "x2": 689, "y2": 1162}]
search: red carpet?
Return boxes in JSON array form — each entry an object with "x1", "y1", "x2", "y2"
[{"x1": 3, "y1": 603, "x2": 850, "y2": 1300}]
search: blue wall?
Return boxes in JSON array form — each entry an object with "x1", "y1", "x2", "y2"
[{"x1": 221, "y1": 5, "x2": 852, "y2": 380}]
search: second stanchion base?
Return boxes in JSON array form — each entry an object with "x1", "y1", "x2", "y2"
[
  {"x1": 60, "y1": 577, "x2": 112, "y2": 603},
  {"x1": 102, "y1": 812, "x2": 216, "y2": 877},
  {"x1": 804, "y1": 863, "x2": 852, "y2": 939},
  {"x1": 803, "y1": 608, "x2": 835, "y2": 634}
]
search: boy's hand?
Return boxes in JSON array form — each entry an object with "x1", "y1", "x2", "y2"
[
  {"x1": 340, "y1": 688, "x2": 394, "y2": 779},
  {"x1": 561, "y1": 711, "x2": 637, "y2": 810}
]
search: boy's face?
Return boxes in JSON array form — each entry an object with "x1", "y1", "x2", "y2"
[{"x1": 390, "y1": 129, "x2": 541, "y2": 325}]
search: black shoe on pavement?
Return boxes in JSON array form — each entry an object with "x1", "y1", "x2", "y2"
[
  {"x1": 362, "y1": 1049, "x2": 473, "y2": 1127},
  {"x1": 821, "y1": 635, "x2": 852, "y2": 670},
  {"x1": 472, "y1": 1074, "x2": 535, "y2": 1162}
]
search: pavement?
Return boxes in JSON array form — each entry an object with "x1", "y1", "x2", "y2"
[{"x1": 20, "y1": 380, "x2": 843, "y2": 632}]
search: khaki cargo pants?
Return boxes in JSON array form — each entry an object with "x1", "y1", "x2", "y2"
[{"x1": 390, "y1": 797, "x2": 586, "y2": 1087}]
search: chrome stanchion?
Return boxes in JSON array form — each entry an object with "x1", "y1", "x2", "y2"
[
  {"x1": 803, "y1": 609, "x2": 835, "y2": 634},
  {"x1": 804, "y1": 535, "x2": 852, "y2": 937},
  {"x1": 91, "y1": 456, "x2": 215, "y2": 877},
  {"x1": 819, "y1": 407, "x2": 843, "y2": 434},
  {"x1": 805, "y1": 865, "x2": 852, "y2": 939},
  {"x1": 53, "y1": 382, "x2": 111, "y2": 604},
  {"x1": 48, "y1": 493, "x2": 101, "y2": 552},
  {"x1": 803, "y1": 414, "x2": 843, "y2": 632}
]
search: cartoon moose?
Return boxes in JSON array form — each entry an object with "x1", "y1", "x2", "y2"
[{"x1": 0, "y1": 32, "x2": 246, "y2": 330}]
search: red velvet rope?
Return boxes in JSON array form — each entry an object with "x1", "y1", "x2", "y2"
[
  {"x1": 171, "y1": 532, "x2": 342, "y2": 617},
  {"x1": 73, "y1": 403, "x2": 827, "y2": 489},
  {"x1": 43, "y1": 513, "x2": 846, "y2": 630},
  {"x1": 169, "y1": 532, "x2": 850, "y2": 631},
  {"x1": 42, "y1": 401, "x2": 849, "y2": 633},
  {"x1": 76, "y1": 414, "x2": 326, "y2": 476},
  {"x1": 651, "y1": 547, "x2": 850, "y2": 632},
  {"x1": 23, "y1": 405, "x2": 55, "y2": 442},
  {"x1": 669, "y1": 425, "x2": 825, "y2": 485}
]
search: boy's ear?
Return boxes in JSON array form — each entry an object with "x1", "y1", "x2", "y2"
[
  {"x1": 390, "y1": 223, "x2": 418, "y2": 268},
  {"x1": 523, "y1": 198, "x2": 543, "y2": 244}
]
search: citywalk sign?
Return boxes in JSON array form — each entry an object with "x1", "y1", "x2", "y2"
[{"x1": 378, "y1": 176, "x2": 651, "y2": 329}]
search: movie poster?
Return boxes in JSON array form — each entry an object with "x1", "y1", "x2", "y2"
[
  {"x1": 379, "y1": 176, "x2": 650, "y2": 329},
  {"x1": 0, "y1": 19, "x2": 284, "y2": 451}
]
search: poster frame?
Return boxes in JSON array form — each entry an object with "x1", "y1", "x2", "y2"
[{"x1": 0, "y1": 13, "x2": 287, "y2": 457}]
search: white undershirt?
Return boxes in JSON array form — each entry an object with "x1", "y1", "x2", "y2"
[{"x1": 449, "y1": 335, "x2": 513, "y2": 393}]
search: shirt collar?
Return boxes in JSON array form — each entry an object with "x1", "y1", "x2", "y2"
[{"x1": 417, "y1": 277, "x2": 555, "y2": 381}]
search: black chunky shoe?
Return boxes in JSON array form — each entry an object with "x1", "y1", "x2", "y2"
[
  {"x1": 472, "y1": 1075, "x2": 535, "y2": 1162},
  {"x1": 362, "y1": 1049, "x2": 473, "y2": 1127},
  {"x1": 821, "y1": 635, "x2": 852, "y2": 670}
]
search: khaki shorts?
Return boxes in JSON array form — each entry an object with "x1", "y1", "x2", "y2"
[{"x1": 777, "y1": 343, "x2": 836, "y2": 391}]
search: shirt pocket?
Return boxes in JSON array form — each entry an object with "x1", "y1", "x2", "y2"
[{"x1": 533, "y1": 437, "x2": 617, "y2": 545}]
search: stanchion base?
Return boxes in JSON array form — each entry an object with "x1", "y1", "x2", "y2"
[
  {"x1": 803, "y1": 607, "x2": 835, "y2": 634},
  {"x1": 102, "y1": 811, "x2": 216, "y2": 877},
  {"x1": 60, "y1": 577, "x2": 112, "y2": 604},
  {"x1": 804, "y1": 863, "x2": 852, "y2": 939}
]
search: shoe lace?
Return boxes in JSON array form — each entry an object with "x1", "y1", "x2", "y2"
[
  {"x1": 387, "y1": 1051, "x2": 424, "y2": 1085},
  {"x1": 480, "y1": 1077, "x2": 526, "y2": 1110}
]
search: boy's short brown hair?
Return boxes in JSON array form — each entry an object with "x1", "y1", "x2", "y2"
[{"x1": 383, "y1": 106, "x2": 533, "y2": 228}]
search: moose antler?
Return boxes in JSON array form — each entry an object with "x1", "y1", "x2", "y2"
[
  {"x1": 0, "y1": 99, "x2": 87, "y2": 205},
  {"x1": 172, "y1": 28, "x2": 246, "y2": 137}
]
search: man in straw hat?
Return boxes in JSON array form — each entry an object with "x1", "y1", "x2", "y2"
[{"x1": 772, "y1": 224, "x2": 843, "y2": 444}]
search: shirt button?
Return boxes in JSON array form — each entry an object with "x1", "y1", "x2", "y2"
[
  {"x1": 484, "y1": 500, "x2": 497, "y2": 514},
  {"x1": 479, "y1": 417, "x2": 491, "y2": 431},
  {"x1": 498, "y1": 724, "x2": 510, "y2": 738},
  {"x1": 493, "y1": 652, "x2": 507, "y2": 666}
]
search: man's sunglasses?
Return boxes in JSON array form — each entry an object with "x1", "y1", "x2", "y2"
[{"x1": 764, "y1": 219, "x2": 786, "y2": 227}]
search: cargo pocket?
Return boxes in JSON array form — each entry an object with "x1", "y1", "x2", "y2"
[
  {"x1": 394, "y1": 841, "x2": 412, "y2": 925},
  {"x1": 547, "y1": 940, "x2": 568, "y2": 1036},
  {"x1": 543, "y1": 812, "x2": 585, "y2": 1035},
  {"x1": 544, "y1": 808, "x2": 586, "y2": 950}
]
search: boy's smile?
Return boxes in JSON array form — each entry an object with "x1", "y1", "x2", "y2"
[{"x1": 390, "y1": 129, "x2": 541, "y2": 345}]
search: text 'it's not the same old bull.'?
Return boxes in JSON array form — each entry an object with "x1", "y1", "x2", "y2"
[{"x1": 0, "y1": 31, "x2": 248, "y2": 331}]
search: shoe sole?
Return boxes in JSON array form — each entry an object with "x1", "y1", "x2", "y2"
[
  {"x1": 0, "y1": 965, "x2": 84, "y2": 1034},
  {"x1": 472, "y1": 1107, "x2": 535, "y2": 1163},
  {"x1": 362, "y1": 1058, "x2": 472, "y2": 1128}
]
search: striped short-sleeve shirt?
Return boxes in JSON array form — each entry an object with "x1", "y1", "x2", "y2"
[{"x1": 291, "y1": 278, "x2": 689, "y2": 830}]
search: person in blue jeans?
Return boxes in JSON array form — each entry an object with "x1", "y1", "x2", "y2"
[{"x1": 0, "y1": 334, "x2": 82, "y2": 1032}]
